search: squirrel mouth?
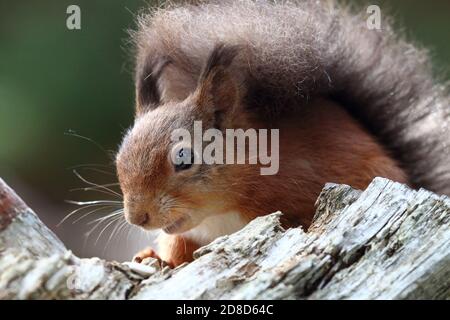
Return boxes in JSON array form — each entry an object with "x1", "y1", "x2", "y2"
[{"x1": 163, "y1": 217, "x2": 187, "y2": 234}]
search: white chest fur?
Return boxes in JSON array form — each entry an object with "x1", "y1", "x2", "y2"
[{"x1": 182, "y1": 212, "x2": 248, "y2": 246}]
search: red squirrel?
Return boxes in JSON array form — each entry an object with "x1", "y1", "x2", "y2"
[{"x1": 115, "y1": 1, "x2": 449, "y2": 267}]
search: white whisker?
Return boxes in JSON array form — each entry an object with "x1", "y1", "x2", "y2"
[
  {"x1": 73, "y1": 169, "x2": 123, "y2": 199},
  {"x1": 87, "y1": 209, "x2": 124, "y2": 225},
  {"x1": 95, "y1": 215, "x2": 123, "y2": 246},
  {"x1": 66, "y1": 200, "x2": 123, "y2": 205},
  {"x1": 72, "y1": 205, "x2": 118, "y2": 224},
  {"x1": 71, "y1": 183, "x2": 120, "y2": 192},
  {"x1": 58, "y1": 203, "x2": 118, "y2": 227},
  {"x1": 103, "y1": 217, "x2": 127, "y2": 254}
]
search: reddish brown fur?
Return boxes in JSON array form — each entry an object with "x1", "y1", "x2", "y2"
[
  {"x1": 133, "y1": 0, "x2": 450, "y2": 195},
  {"x1": 118, "y1": 94, "x2": 407, "y2": 266},
  {"x1": 234, "y1": 98, "x2": 408, "y2": 227},
  {"x1": 117, "y1": 13, "x2": 415, "y2": 266}
]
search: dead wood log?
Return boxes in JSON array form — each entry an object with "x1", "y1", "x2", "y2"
[{"x1": 0, "y1": 177, "x2": 448, "y2": 299}]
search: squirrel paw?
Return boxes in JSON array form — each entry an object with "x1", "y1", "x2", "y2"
[{"x1": 133, "y1": 247, "x2": 173, "y2": 268}]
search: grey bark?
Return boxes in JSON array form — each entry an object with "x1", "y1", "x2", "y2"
[{"x1": 0, "y1": 177, "x2": 449, "y2": 300}]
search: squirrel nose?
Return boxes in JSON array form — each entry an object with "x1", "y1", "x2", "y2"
[{"x1": 126, "y1": 210, "x2": 149, "y2": 226}]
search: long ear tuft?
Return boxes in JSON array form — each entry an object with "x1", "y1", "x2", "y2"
[
  {"x1": 199, "y1": 43, "x2": 239, "y2": 83},
  {"x1": 135, "y1": 56, "x2": 171, "y2": 115},
  {"x1": 196, "y1": 44, "x2": 242, "y2": 126}
]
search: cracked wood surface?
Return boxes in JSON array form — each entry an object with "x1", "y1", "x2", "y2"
[{"x1": 0, "y1": 177, "x2": 449, "y2": 299}]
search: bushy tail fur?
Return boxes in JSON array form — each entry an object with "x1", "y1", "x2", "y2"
[{"x1": 132, "y1": 0, "x2": 450, "y2": 195}]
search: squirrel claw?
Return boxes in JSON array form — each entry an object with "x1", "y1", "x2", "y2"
[
  {"x1": 133, "y1": 247, "x2": 173, "y2": 268},
  {"x1": 133, "y1": 247, "x2": 160, "y2": 263}
]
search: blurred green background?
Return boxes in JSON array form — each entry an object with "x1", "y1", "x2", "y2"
[{"x1": 0, "y1": 0, "x2": 448, "y2": 260}]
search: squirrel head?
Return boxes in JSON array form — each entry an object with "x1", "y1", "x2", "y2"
[{"x1": 116, "y1": 45, "x2": 258, "y2": 234}]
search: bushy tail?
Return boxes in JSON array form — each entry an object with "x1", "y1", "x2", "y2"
[{"x1": 132, "y1": 0, "x2": 450, "y2": 195}]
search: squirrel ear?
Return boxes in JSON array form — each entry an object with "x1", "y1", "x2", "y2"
[
  {"x1": 135, "y1": 56, "x2": 171, "y2": 116},
  {"x1": 196, "y1": 44, "x2": 241, "y2": 125}
]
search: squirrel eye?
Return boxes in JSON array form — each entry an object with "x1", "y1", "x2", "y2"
[{"x1": 174, "y1": 147, "x2": 194, "y2": 171}]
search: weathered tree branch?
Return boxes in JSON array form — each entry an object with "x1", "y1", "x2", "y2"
[{"x1": 0, "y1": 177, "x2": 449, "y2": 299}]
